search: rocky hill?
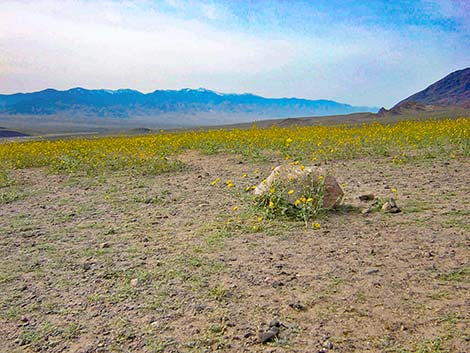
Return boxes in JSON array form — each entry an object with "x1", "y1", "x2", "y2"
[{"x1": 393, "y1": 67, "x2": 470, "y2": 109}]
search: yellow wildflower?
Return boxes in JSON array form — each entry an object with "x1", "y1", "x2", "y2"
[{"x1": 312, "y1": 222, "x2": 321, "y2": 229}]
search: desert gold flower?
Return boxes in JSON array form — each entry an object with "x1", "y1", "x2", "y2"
[
  {"x1": 287, "y1": 189, "x2": 294, "y2": 195},
  {"x1": 312, "y1": 222, "x2": 321, "y2": 229}
]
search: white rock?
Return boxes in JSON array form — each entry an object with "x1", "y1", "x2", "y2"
[{"x1": 253, "y1": 164, "x2": 343, "y2": 209}]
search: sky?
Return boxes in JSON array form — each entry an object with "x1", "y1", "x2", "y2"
[{"x1": 0, "y1": 0, "x2": 469, "y2": 107}]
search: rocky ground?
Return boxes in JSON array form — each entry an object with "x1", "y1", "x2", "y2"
[{"x1": 0, "y1": 152, "x2": 469, "y2": 352}]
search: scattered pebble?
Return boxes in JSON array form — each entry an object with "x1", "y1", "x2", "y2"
[
  {"x1": 258, "y1": 326, "x2": 279, "y2": 344},
  {"x1": 194, "y1": 304, "x2": 206, "y2": 313},
  {"x1": 130, "y1": 278, "x2": 141, "y2": 287},
  {"x1": 365, "y1": 268, "x2": 380, "y2": 275},
  {"x1": 289, "y1": 300, "x2": 306, "y2": 311},
  {"x1": 382, "y1": 198, "x2": 401, "y2": 213},
  {"x1": 359, "y1": 194, "x2": 375, "y2": 201}
]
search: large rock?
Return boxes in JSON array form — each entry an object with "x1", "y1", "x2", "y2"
[{"x1": 253, "y1": 164, "x2": 343, "y2": 209}]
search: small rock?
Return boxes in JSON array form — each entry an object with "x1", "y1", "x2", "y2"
[
  {"x1": 382, "y1": 199, "x2": 401, "y2": 213},
  {"x1": 359, "y1": 194, "x2": 375, "y2": 201},
  {"x1": 269, "y1": 320, "x2": 280, "y2": 328},
  {"x1": 194, "y1": 304, "x2": 206, "y2": 313},
  {"x1": 130, "y1": 278, "x2": 141, "y2": 287},
  {"x1": 243, "y1": 332, "x2": 254, "y2": 338},
  {"x1": 323, "y1": 340, "x2": 334, "y2": 349},
  {"x1": 365, "y1": 268, "x2": 379, "y2": 275},
  {"x1": 289, "y1": 300, "x2": 306, "y2": 311},
  {"x1": 100, "y1": 242, "x2": 110, "y2": 249},
  {"x1": 258, "y1": 327, "x2": 279, "y2": 344}
]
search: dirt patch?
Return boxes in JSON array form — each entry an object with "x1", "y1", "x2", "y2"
[{"x1": 0, "y1": 152, "x2": 469, "y2": 352}]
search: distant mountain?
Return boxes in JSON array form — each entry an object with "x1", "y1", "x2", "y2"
[
  {"x1": 0, "y1": 127, "x2": 29, "y2": 138},
  {"x1": 0, "y1": 87, "x2": 377, "y2": 126},
  {"x1": 393, "y1": 68, "x2": 470, "y2": 109}
]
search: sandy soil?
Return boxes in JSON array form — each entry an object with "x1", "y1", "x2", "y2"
[{"x1": 1, "y1": 152, "x2": 469, "y2": 352}]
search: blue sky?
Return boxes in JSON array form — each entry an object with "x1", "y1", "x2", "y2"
[{"x1": 0, "y1": 0, "x2": 468, "y2": 107}]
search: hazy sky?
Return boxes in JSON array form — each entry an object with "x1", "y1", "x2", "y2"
[{"x1": 0, "y1": 0, "x2": 469, "y2": 107}]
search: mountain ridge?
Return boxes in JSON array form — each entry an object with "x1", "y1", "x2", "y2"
[
  {"x1": 0, "y1": 87, "x2": 378, "y2": 124},
  {"x1": 393, "y1": 67, "x2": 470, "y2": 109}
]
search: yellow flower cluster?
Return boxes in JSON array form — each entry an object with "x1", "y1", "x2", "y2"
[{"x1": 0, "y1": 118, "x2": 468, "y2": 174}]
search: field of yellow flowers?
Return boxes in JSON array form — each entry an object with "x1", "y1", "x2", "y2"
[{"x1": 1, "y1": 118, "x2": 469, "y2": 175}]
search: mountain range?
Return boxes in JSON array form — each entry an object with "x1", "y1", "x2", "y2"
[
  {"x1": 1, "y1": 68, "x2": 469, "y2": 136},
  {"x1": 0, "y1": 87, "x2": 377, "y2": 125}
]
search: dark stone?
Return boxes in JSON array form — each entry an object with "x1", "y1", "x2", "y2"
[
  {"x1": 194, "y1": 304, "x2": 206, "y2": 313},
  {"x1": 269, "y1": 320, "x2": 280, "y2": 328},
  {"x1": 258, "y1": 327, "x2": 279, "y2": 343},
  {"x1": 289, "y1": 301, "x2": 306, "y2": 311},
  {"x1": 365, "y1": 268, "x2": 379, "y2": 275},
  {"x1": 359, "y1": 194, "x2": 375, "y2": 201}
]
